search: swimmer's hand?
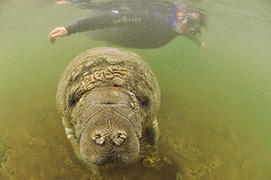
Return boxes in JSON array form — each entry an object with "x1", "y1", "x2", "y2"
[
  {"x1": 200, "y1": 42, "x2": 206, "y2": 50},
  {"x1": 48, "y1": 27, "x2": 68, "y2": 44}
]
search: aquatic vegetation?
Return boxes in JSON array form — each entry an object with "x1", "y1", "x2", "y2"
[{"x1": 0, "y1": 144, "x2": 14, "y2": 180}]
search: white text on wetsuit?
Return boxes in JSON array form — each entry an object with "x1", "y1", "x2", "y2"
[{"x1": 113, "y1": 16, "x2": 141, "y2": 24}]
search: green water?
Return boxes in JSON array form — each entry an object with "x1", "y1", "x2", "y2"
[{"x1": 1, "y1": 0, "x2": 271, "y2": 179}]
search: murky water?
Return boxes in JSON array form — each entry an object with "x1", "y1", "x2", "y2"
[{"x1": 1, "y1": 0, "x2": 271, "y2": 179}]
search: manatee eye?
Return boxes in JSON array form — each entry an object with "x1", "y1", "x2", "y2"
[
  {"x1": 139, "y1": 96, "x2": 151, "y2": 113},
  {"x1": 91, "y1": 131, "x2": 105, "y2": 145},
  {"x1": 112, "y1": 131, "x2": 127, "y2": 146},
  {"x1": 68, "y1": 87, "x2": 85, "y2": 107},
  {"x1": 141, "y1": 98, "x2": 149, "y2": 107}
]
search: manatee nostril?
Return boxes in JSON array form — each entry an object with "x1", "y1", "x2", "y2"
[
  {"x1": 91, "y1": 131, "x2": 105, "y2": 145},
  {"x1": 112, "y1": 131, "x2": 127, "y2": 146}
]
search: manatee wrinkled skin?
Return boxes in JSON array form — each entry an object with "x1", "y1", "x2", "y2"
[{"x1": 56, "y1": 47, "x2": 160, "y2": 172}]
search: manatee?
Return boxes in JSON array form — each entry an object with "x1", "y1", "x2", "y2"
[{"x1": 56, "y1": 47, "x2": 160, "y2": 172}]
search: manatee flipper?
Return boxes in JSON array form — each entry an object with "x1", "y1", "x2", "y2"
[
  {"x1": 62, "y1": 117, "x2": 100, "y2": 174},
  {"x1": 146, "y1": 117, "x2": 160, "y2": 146},
  {"x1": 62, "y1": 117, "x2": 80, "y2": 157}
]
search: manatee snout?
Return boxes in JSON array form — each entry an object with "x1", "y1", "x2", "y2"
[
  {"x1": 79, "y1": 108, "x2": 140, "y2": 165},
  {"x1": 91, "y1": 129, "x2": 127, "y2": 146}
]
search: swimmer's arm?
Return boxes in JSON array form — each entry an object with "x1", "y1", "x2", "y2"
[
  {"x1": 49, "y1": 12, "x2": 135, "y2": 44},
  {"x1": 184, "y1": 34, "x2": 205, "y2": 49},
  {"x1": 48, "y1": 15, "x2": 111, "y2": 44},
  {"x1": 66, "y1": 11, "x2": 148, "y2": 35},
  {"x1": 65, "y1": 13, "x2": 114, "y2": 35},
  {"x1": 48, "y1": 11, "x2": 148, "y2": 44}
]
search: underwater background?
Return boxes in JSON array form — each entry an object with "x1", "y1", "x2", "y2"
[{"x1": 0, "y1": 0, "x2": 271, "y2": 179}]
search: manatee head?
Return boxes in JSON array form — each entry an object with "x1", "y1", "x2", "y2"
[{"x1": 77, "y1": 88, "x2": 142, "y2": 166}]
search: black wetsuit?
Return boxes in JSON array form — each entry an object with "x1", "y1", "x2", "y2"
[{"x1": 65, "y1": 5, "x2": 202, "y2": 48}]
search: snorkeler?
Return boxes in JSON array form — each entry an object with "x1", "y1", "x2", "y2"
[{"x1": 48, "y1": 1, "x2": 207, "y2": 49}]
